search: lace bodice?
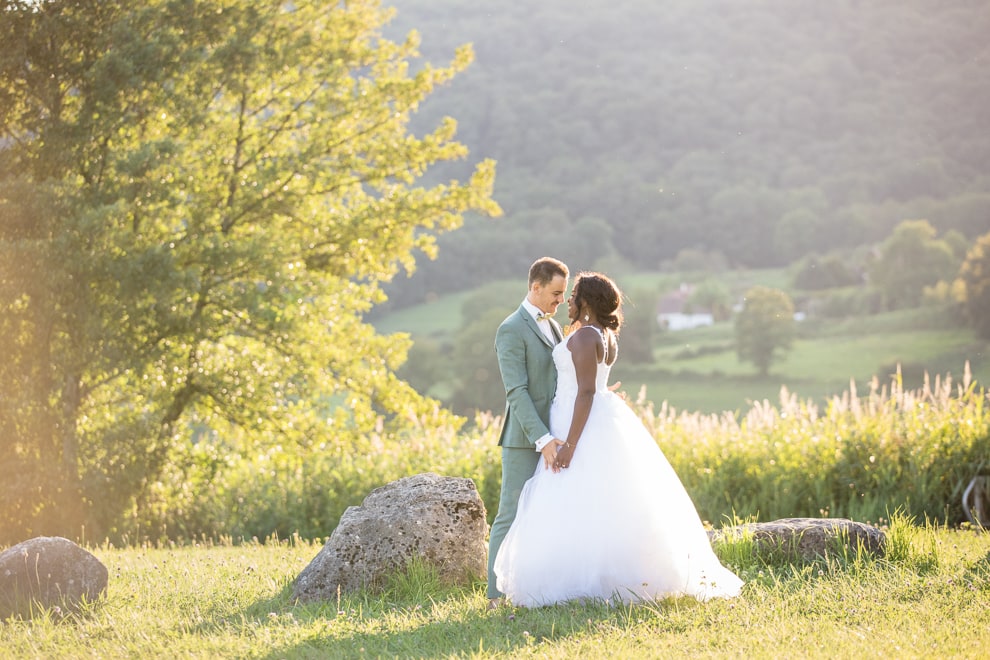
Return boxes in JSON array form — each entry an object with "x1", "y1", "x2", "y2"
[{"x1": 552, "y1": 326, "x2": 612, "y2": 400}]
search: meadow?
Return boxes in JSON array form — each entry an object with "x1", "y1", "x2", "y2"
[
  {"x1": 624, "y1": 315, "x2": 984, "y2": 414},
  {"x1": 375, "y1": 269, "x2": 989, "y2": 414},
  {"x1": 2, "y1": 519, "x2": 989, "y2": 658},
  {"x1": 5, "y1": 270, "x2": 988, "y2": 658}
]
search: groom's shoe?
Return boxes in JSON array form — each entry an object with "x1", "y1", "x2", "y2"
[{"x1": 487, "y1": 597, "x2": 505, "y2": 611}]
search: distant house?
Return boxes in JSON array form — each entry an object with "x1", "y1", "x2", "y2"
[{"x1": 656, "y1": 284, "x2": 715, "y2": 331}]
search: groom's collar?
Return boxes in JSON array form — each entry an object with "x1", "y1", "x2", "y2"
[{"x1": 521, "y1": 298, "x2": 544, "y2": 322}]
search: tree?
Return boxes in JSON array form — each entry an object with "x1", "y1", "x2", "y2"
[
  {"x1": 709, "y1": 186, "x2": 789, "y2": 267},
  {"x1": 734, "y1": 287, "x2": 796, "y2": 376},
  {"x1": 448, "y1": 308, "x2": 508, "y2": 415},
  {"x1": 614, "y1": 288, "x2": 655, "y2": 364},
  {"x1": 792, "y1": 254, "x2": 858, "y2": 291},
  {"x1": 957, "y1": 231, "x2": 990, "y2": 339},
  {"x1": 0, "y1": 0, "x2": 499, "y2": 543},
  {"x1": 869, "y1": 220, "x2": 959, "y2": 310},
  {"x1": 687, "y1": 278, "x2": 733, "y2": 321}
]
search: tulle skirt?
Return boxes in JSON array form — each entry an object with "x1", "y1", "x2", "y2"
[{"x1": 494, "y1": 390, "x2": 743, "y2": 607}]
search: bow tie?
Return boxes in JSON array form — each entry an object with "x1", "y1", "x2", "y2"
[{"x1": 536, "y1": 312, "x2": 553, "y2": 322}]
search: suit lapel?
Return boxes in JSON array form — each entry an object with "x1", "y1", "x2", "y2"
[{"x1": 520, "y1": 307, "x2": 554, "y2": 348}]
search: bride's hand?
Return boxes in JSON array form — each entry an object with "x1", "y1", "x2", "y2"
[
  {"x1": 608, "y1": 381, "x2": 626, "y2": 400},
  {"x1": 554, "y1": 441, "x2": 574, "y2": 469}
]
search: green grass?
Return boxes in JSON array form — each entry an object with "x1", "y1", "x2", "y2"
[
  {"x1": 3, "y1": 524, "x2": 989, "y2": 658},
  {"x1": 629, "y1": 325, "x2": 987, "y2": 413},
  {"x1": 373, "y1": 269, "x2": 990, "y2": 415},
  {"x1": 373, "y1": 289, "x2": 476, "y2": 338},
  {"x1": 609, "y1": 376, "x2": 788, "y2": 416},
  {"x1": 654, "y1": 329, "x2": 974, "y2": 380}
]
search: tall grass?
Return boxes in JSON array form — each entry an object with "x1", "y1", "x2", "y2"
[
  {"x1": 142, "y1": 409, "x2": 505, "y2": 544},
  {"x1": 132, "y1": 366, "x2": 987, "y2": 545},
  {"x1": 649, "y1": 364, "x2": 989, "y2": 526}
]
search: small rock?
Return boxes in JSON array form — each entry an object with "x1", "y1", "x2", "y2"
[
  {"x1": 0, "y1": 536, "x2": 108, "y2": 620},
  {"x1": 710, "y1": 517, "x2": 886, "y2": 562}
]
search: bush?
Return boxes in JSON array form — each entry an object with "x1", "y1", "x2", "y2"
[
  {"x1": 792, "y1": 255, "x2": 860, "y2": 291},
  {"x1": 812, "y1": 287, "x2": 883, "y2": 318}
]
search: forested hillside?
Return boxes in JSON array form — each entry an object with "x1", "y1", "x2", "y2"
[{"x1": 379, "y1": 0, "x2": 990, "y2": 308}]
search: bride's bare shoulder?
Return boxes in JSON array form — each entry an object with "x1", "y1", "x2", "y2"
[{"x1": 566, "y1": 325, "x2": 606, "y2": 359}]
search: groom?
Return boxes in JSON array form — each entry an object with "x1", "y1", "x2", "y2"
[{"x1": 487, "y1": 256, "x2": 569, "y2": 608}]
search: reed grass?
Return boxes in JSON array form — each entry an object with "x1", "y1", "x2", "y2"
[
  {"x1": 136, "y1": 364, "x2": 989, "y2": 546},
  {"x1": 642, "y1": 364, "x2": 989, "y2": 526}
]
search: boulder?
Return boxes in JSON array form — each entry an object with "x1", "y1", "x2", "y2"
[
  {"x1": 0, "y1": 536, "x2": 108, "y2": 619},
  {"x1": 710, "y1": 517, "x2": 886, "y2": 562},
  {"x1": 293, "y1": 472, "x2": 488, "y2": 602}
]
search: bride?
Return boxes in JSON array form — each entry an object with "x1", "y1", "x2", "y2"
[{"x1": 493, "y1": 272, "x2": 743, "y2": 606}]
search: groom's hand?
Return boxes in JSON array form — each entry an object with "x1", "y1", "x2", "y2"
[{"x1": 541, "y1": 439, "x2": 565, "y2": 472}]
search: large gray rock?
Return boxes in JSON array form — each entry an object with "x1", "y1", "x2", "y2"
[
  {"x1": 710, "y1": 517, "x2": 886, "y2": 562},
  {"x1": 293, "y1": 473, "x2": 488, "y2": 602},
  {"x1": 0, "y1": 536, "x2": 108, "y2": 619}
]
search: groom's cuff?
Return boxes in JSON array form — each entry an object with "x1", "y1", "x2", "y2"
[{"x1": 534, "y1": 433, "x2": 553, "y2": 452}]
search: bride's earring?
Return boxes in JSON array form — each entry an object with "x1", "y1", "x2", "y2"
[{"x1": 583, "y1": 314, "x2": 589, "y2": 322}]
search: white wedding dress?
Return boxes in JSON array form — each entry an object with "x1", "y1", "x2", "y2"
[{"x1": 494, "y1": 326, "x2": 743, "y2": 606}]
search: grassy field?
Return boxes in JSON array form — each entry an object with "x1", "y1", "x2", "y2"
[
  {"x1": 372, "y1": 269, "x2": 792, "y2": 340},
  {"x1": 4, "y1": 271, "x2": 988, "y2": 657},
  {"x1": 626, "y1": 322, "x2": 986, "y2": 413},
  {"x1": 374, "y1": 270, "x2": 990, "y2": 414},
  {"x1": 3, "y1": 522, "x2": 989, "y2": 658},
  {"x1": 374, "y1": 288, "x2": 479, "y2": 338}
]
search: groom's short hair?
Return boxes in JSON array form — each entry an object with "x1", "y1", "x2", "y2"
[{"x1": 528, "y1": 257, "x2": 569, "y2": 287}]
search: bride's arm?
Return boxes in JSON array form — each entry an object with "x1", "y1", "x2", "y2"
[{"x1": 555, "y1": 328, "x2": 601, "y2": 468}]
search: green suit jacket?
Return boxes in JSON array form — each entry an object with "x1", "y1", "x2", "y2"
[{"x1": 495, "y1": 305, "x2": 562, "y2": 448}]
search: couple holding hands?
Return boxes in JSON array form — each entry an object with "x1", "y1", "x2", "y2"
[{"x1": 487, "y1": 257, "x2": 743, "y2": 608}]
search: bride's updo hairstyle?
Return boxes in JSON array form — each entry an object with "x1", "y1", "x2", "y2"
[{"x1": 574, "y1": 272, "x2": 623, "y2": 334}]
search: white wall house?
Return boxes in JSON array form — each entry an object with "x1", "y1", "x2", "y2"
[{"x1": 656, "y1": 284, "x2": 715, "y2": 331}]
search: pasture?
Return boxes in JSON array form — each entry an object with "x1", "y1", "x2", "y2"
[
  {"x1": 2, "y1": 520, "x2": 989, "y2": 658},
  {"x1": 374, "y1": 270, "x2": 989, "y2": 414}
]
